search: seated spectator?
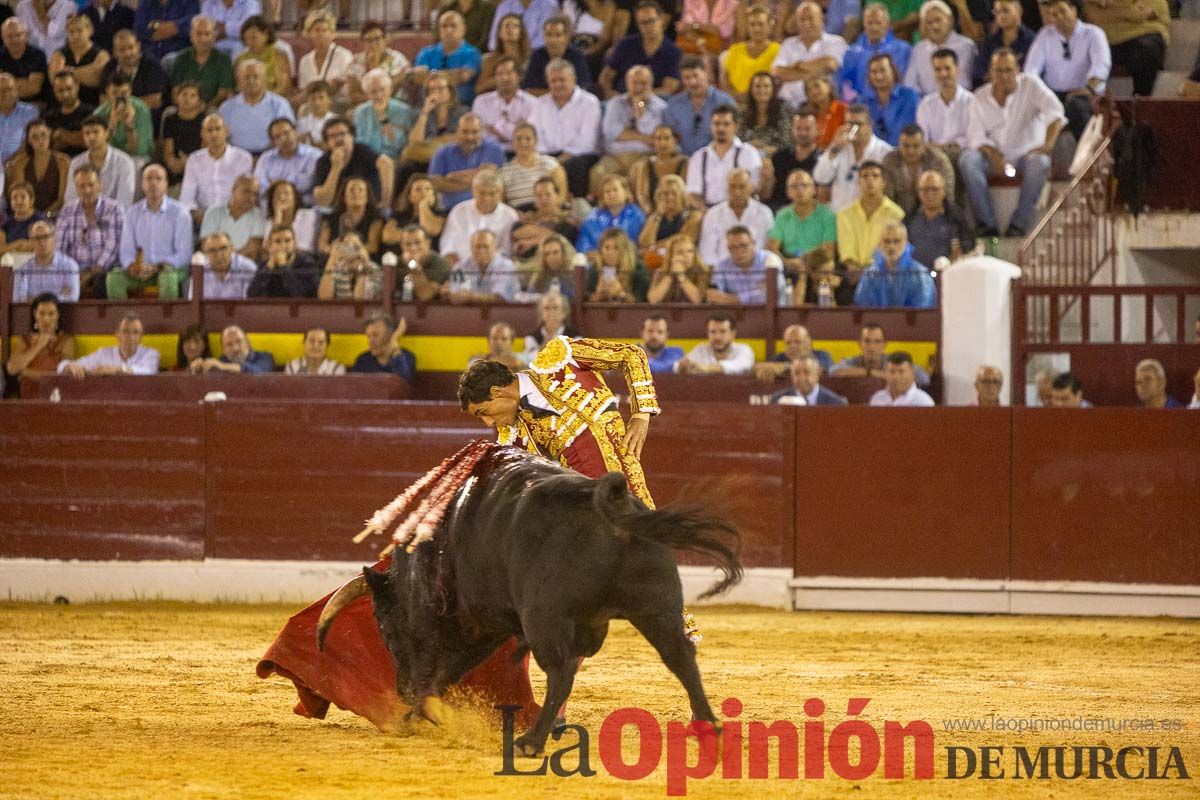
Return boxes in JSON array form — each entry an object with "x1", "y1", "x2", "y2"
[
  {"x1": 351, "y1": 312, "x2": 416, "y2": 382},
  {"x1": 917, "y1": 49, "x2": 974, "y2": 166},
  {"x1": 528, "y1": 57, "x2": 602, "y2": 200},
  {"x1": 771, "y1": 2, "x2": 848, "y2": 108},
  {"x1": 111, "y1": 164, "x2": 192, "y2": 299},
  {"x1": 767, "y1": 168, "x2": 837, "y2": 285},
  {"x1": 675, "y1": 0, "x2": 735, "y2": 56},
  {"x1": 264, "y1": 180, "x2": 318, "y2": 253},
  {"x1": 973, "y1": 0, "x2": 1035, "y2": 89},
  {"x1": 598, "y1": 1, "x2": 682, "y2": 99},
  {"x1": 395, "y1": 224, "x2": 452, "y2": 302},
  {"x1": 698, "y1": 168, "x2": 773, "y2": 268},
  {"x1": 637, "y1": 174, "x2": 702, "y2": 262},
  {"x1": 687, "y1": 105, "x2": 763, "y2": 208},
  {"x1": 5, "y1": 118, "x2": 69, "y2": 216},
  {"x1": 413, "y1": 10, "x2": 482, "y2": 107},
  {"x1": 839, "y1": 4, "x2": 911, "y2": 102},
  {"x1": 522, "y1": 15, "x2": 593, "y2": 97},
  {"x1": 100, "y1": 30, "x2": 168, "y2": 114},
  {"x1": 960, "y1": 49, "x2": 1064, "y2": 237},
  {"x1": 197, "y1": 231, "x2": 256, "y2": 299},
  {"x1": 869, "y1": 351, "x2": 935, "y2": 406},
  {"x1": 905, "y1": 169, "x2": 974, "y2": 268},
  {"x1": 799, "y1": 246, "x2": 851, "y2": 305},
  {"x1": 523, "y1": 232, "x2": 577, "y2": 299},
  {"x1": 47, "y1": 15, "x2": 108, "y2": 109},
  {"x1": 0, "y1": 182, "x2": 44, "y2": 254},
  {"x1": 646, "y1": 233, "x2": 708, "y2": 303},
  {"x1": 640, "y1": 313, "x2": 685, "y2": 373},
  {"x1": 134, "y1": 0, "x2": 196, "y2": 62},
  {"x1": 44, "y1": 71, "x2": 95, "y2": 158},
  {"x1": 521, "y1": 175, "x2": 580, "y2": 242},
  {"x1": 755, "y1": 323, "x2": 834, "y2": 380},
  {"x1": 577, "y1": 174, "x2": 646, "y2": 255},
  {"x1": 863, "y1": 54, "x2": 919, "y2": 147},
  {"x1": 83, "y1": 0, "x2": 134, "y2": 55},
  {"x1": 203, "y1": 0, "x2": 257, "y2": 58},
  {"x1": 771, "y1": 355, "x2": 848, "y2": 405},
  {"x1": 296, "y1": 9, "x2": 353, "y2": 109},
  {"x1": 473, "y1": 56, "x2": 535, "y2": 152},
  {"x1": 972, "y1": 364, "x2": 1003, "y2": 406},
  {"x1": 313, "y1": 116, "x2": 394, "y2": 210},
  {"x1": 317, "y1": 231, "x2": 382, "y2": 300},
  {"x1": 904, "y1": 1, "x2": 976, "y2": 95},
  {"x1": 594, "y1": 65, "x2": 667, "y2": 191},
  {"x1": 248, "y1": 225, "x2": 320, "y2": 298},
  {"x1": 1023, "y1": 0, "x2": 1110, "y2": 141},
  {"x1": 440, "y1": 170, "x2": 519, "y2": 264},
  {"x1": 479, "y1": 13, "x2": 532, "y2": 94},
  {"x1": 170, "y1": 15, "x2": 236, "y2": 107},
  {"x1": 586, "y1": 227, "x2": 648, "y2": 302},
  {"x1": 161, "y1": 82, "x2": 205, "y2": 181},
  {"x1": 67, "y1": 133, "x2": 130, "y2": 220},
  {"x1": 709, "y1": 224, "x2": 787, "y2": 304},
  {"x1": 13, "y1": 219, "x2": 79, "y2": 301},
  {"x1": 720, "y1": 7, "x2": 780, "y2": 98},
  {"x1": 439, "y1": 0, "x2": 495, "y2": 52},
  {"x1": 296, "y1": 80, "x2": 334, "y2": 147},
  {"x1": 354, "y1": 68, "x2": 417, "y2": 163},
  {"x1": 383, "y1": 174, "x2": 446, "y2": 252},
  {"x1": 347, "y1": 22, "x2": 410, "y2": 107},
  {"x1": 1135, "y1": 358, "x2": 1183, "y2": 408},
  {"x1": 675, "y1": 312, "x2": 754, "y2": 375},
  {"x1": 317, "y1": 176, "x2": 384, "y2": 257},
  {"x1": 219, "y1": 59, "x2": 295, "y2": 156},
  {"x1": 468, "y1": 321, "x2": 524, "y2": 369},
  {"x1": 444, "y1": 228, "x2": 520, "y2": 303},
  {"x1": 94, "y1": 73, "x2": 153, "y2": 162},
  {"x1": 429, "y1": 112, "x2": 505, "y2": 210},
  {"x1": 1088, "y1": 0, "x2": 1166, "y2": 97},
  {"x1": 286, "y1": 328, "x2": 346, "y2": 375},
  {"x1": 253, "y1": 118, "x2": 321, "y2": 206},
  {"x1": 179, "y1": 112, "x2": 254, "y2": 225},
  {"x1": 56, "y1": 164, "x2": 124, "y2": 297},
  {"x1": 58, "y1": 312, "x2": 158, "y2": 378},
  {"x1": 175, "y1": 323, "x2": 210, "y2": 371},
  {"x1": 764, "y1": 106, "x2": 823, "y2": 210},
  {"x1": 499, "y1": 122, "x2": 567, "y2": 211},
  {"x1": 1048, "y1": 370, "x2": 1090, "y2": 407},
  {"x1": 0, "y1": 18, "x2": 49, "y2": 105},
  {"x1": 192, "y1": 324, "x2": 275, "y2": 374},
  {"x1": 820, "y1": 0, "x2": 865, "y2": 38},
  {"x1": 812, "y1": 104, "x2": 893, "y2": 212},
  {"x1": 629, "y1": 124, "x2": 686, "y2": 212},
  {"x1": 201, "y1": 174, "x2": 266, "y2": 261},
  {"x1": 853, "y1": 220, "x2": 936, "y2": 308},
  {"x1": 664, "y1": 56, "x2": 735, "y2": 157},
  {"x1": 836, "y1": 160, "x2": 904, "y2": 273},
  {"x1": 832, "y1": 321, "x2": 931, "y2": 385},
  {"x1": 1187, "y1": 367, "x2": 1200, "y2": 409},
  {"x1": 398, "y1": 72, "x2": 465, "y2": 175},
  {"x1": 17, "y1": 0, "x2": 72, "y2": 55},
  {"x1": 233, "y1": 16, "x2": 290, "y2": 98},
  {"x1": 524, "y1": 290, "x2": 580, "y2": 362},
  {"x1": 882, "y1": 124, "x2": 954, "y2": 215},
  {"x1": 739, "y1": 72, "x2": 793, "y2": 156},
  {"x1": 0, "y1": 72, "x2": 38, "y2": 163}
]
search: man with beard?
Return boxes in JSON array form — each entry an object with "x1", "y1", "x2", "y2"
[
  {"x1": 639, "y1": 313, "x2": 684, "y2": 373},
  {"x1": 675, "y1": 312, "x2": 755, "y2": 376}
]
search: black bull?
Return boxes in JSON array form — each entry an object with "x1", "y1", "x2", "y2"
[{"x1": 317, "y1": 448, "x2": 743, "y2": 756}]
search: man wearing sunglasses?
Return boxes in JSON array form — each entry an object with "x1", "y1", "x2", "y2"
[{"x1": 1023, "y1": 0, "x2": 1110, "y2": 139}]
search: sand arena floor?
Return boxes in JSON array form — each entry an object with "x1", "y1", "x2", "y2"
[{"x1": 1, "y1": 602, "x2": 1197, "y2": 799}]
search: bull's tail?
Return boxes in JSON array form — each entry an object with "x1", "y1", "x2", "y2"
[{"x1": 592, "y1": 473, "x2": 744, "y2": 600}]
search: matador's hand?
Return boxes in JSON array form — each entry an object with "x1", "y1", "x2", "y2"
[{"x1": 624, "y1": 414, "x2": 650, "y2": 460}]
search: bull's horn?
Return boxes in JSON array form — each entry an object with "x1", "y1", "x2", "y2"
[{"x1": 315, "y1": 574, "x2": 368, "y2": 652}]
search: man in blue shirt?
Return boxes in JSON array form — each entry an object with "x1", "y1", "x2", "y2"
[
  {"x1": 253, "y1": 118, "x2": 322, "y2": 204},
  {"x1": 0, "y1": 72, "x2": 37, "y2": 161},
  {"x1": 863, "y1": 53, "x2": 919, "y2": 146},
  {"x1": 219, "y1": 60, "x2": 295, "y2": 155},
  {"x1": 639, "y1": 315, "x2": 684, "y2": 374},
  {"x1": 111, "y1": 164, "x2": 193, "y2": 299},
  {"x1": 428, "y1": 112, "x2": 505, "y2": 209},
  {"x1": 133, "y1": 0, "x2": 198, "y2": 61},
  {"x1": 351, "y1": 313, "x2": 417, "y2": 383},
  {"x1": 709, "y1": 225, "x2": 787, "y2": 305},
  {"x1": 840, "y1": 3, "x2": 912, "y2": 101},
  {"x1": 853, "y1": 220, "x2": 937, "y2": 308},
  {"x1": 663, "y1": 55, "x2": 735, "y2": 156},
  {"x1": 414, "y1": 10, "x2": 483, "y2": 107},
  {"x1": 598, "y1": 0, "x2": 681, "y2": 99},
  {"x1": 193, "y1": 325, "x2": 276, "y2": 373},
  {"x1": 825, "y1": 0, "x2": 863, "y2": 38}
]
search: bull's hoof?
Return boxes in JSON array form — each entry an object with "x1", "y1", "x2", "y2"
[
  {"x1": 418, "y1": 696, "x2": 453, "y2": 726},
  {"x1": 512, "y1": 735, "x2": 543, "y2": 758}
]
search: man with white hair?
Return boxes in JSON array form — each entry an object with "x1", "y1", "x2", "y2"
[
  {"x1": 198, "y1": 231, "x2": 257, "y2": 300},
  {"x1": 972, "y1": 365, "x2": 1004, "y2": 406},
  {"x1": 192, "y1": 324, "x2": 276, "y2": 373},
  {"x1": 179, "y1": 112, "x2": 253, "y2": 225},
  {"x1": 439, "y1": 170, "x2": 519, "y2": 265},
  {"x1": 903, "y1": 0, "x2": 977, "y2": 95},
  {"x1": 1134, "y1": 359, "x2": 1184, "y2": 408},
  {"x1": 428, "y1": 111, "x2": 505, "y2": 210},
  {"x1": 853, "y1": 220, "x2": 937, "y2": 308},
  {"x1": 352, "y1": 67, "x2": 416, "y2": 161},
  {"x1": 443, "y1": 229, "x2": 520, "y2": 303},
  {"x1": 219, "y1": 59, "x2": 295, "y2": 155},
  {"x1": 594, "y1": 65, "x2": 666, "y2": 187},
  {"x1": 0, "y1": 17, "x2": 48, "y2": 102},
  {"x1": 771, "y1": 2, "x2": 848, "y2": 107},
  {"x1": 528, "y1": 57, "x2": 601, "y2": 199}
]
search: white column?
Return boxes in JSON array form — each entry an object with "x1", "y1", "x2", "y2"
[{"x1": 940, "y1": 256, "x2": 1022, "y2": 405}]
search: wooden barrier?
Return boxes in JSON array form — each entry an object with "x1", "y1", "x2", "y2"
[{"x1": 29, "y1": 373, "x2": 411, "y2": 402}]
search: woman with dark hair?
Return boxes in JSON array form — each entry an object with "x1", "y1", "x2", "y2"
[
  {"x1": 265, "y1": 180, "x2": 319, "y2": 252},
  {"x1": 236, "y1": 15, "x2": 292, "y2": 96},
  {"x1": 318, "y1": 177, "x2": 384, "y2": 256},
  {"x1": 739, "y1": 72, "x2": 792, "y2": 155},
  {"x1": 382, "y1": 173, "x2": 446, "y2": 252},
  {"x1": 398, "y1": 72, "x2": 463, "y2": 167},
  {"x1": 476, "y1": 13, "x2": 531, "y2": 95},
  {"x1": 174, "y1": 324, "x2": 211, "y2": 372},
  {"x1": 4, "y1": 119, "x2": 70, "y2": 215},
  {"x1": 6, "y1": 292, "x2": 75, "y2": 382},
  {"x1": 0, "y1": 183, "x2": 45, "y2": 255},
  {"x1": 47, "y1": 14, "x2": 110, "y2": 106},
  {"x1": 629, "y1": 124, "x2": 688, "y2": 213},
  {"x1": 804, "y1": 74, "x2": 846, "y2": 149}
]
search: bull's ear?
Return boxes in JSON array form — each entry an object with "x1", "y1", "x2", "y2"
[{"x1": 362, "y1": 567, "x2": 390, "y2": 602}]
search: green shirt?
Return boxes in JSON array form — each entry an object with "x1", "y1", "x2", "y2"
[
  {"x1": 94, "y1": 97, "x2": 155, "y2": 158},
  {"x1": 170, "y1": 47, "x2": 236, "y2": 104},
  {"x1": 768, "y1": 203, "x2": 837, "y2": 257}
]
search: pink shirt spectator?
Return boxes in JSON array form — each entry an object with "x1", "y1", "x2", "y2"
[{"x1": 680, "y1": 0, "x2": 739, "y2": 42}]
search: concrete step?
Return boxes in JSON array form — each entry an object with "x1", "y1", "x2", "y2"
[
  {"x1": 1152, "y1": 70, "x2": 1188, "y2": 97},
  {"x1": 1166, "y1": 19, "x2": 1200, "y2": 71}
]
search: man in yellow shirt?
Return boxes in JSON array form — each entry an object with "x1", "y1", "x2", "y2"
[{"x1": 836, "y1": 160, "x2": 905, "y2": 283}]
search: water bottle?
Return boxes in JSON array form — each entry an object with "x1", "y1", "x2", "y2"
[
  {"x1": 402, "y1": 259, "x2": 416, "y2": 302},
  {"x1": 781, "y1": 281, "x2": 794, "y2": 307},
  {"x1": 817, "y1": 279, "x2": 833, "y2": 308}
]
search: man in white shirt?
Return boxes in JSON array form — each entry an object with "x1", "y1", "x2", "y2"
[
  {"x1": 674, "y1": 313, "x2": 755, "y2": 375},
  {"x1": 916, "y1": 48, "x2": 974, "y2": 163},
  {"x1": 16, "y1": 0, "x2": 72, "y2": 54},
  {"x1": 178, "y1": 112, "x2": 254, "y2": 226},
  {"x1": 439, "y1": 170, "x2": 520, "y2": 265},
  {"x1": 471, "y1": 55, "x2": 535, "y2": 151},
  {"x1": 63, "y1": 116, "x2": 136, "y2": 207},
  {"x1": 771, "y1": 1, "x2": 848, "y2": 107},
  {"x1": 58, "y1": 313, "x2": 159, "y2": 378},
  {"x1": 869, "y1": 351, "x2": 935, "y2": 406},
  {"x1": 903, "y1": 0, "x2": 976, "y2": 95},
  {"x1": 812, "y1": 103, "x2": 893, "y2": 211},
  {"x1": 686, "y1": 105, "x2": 763, "y2": 207},
  {"x1": 443, "y1": 229, "x2": 521, "y2": 303},
  {"x1": 1023, "y1": 0, "x2": 1110, "y2": 140},
  {"x1": 594, "y1": 65, "x2": 666, "y2": 188},
  {"x1": 528, "y1": 57, "x2": 601, "y2": 199},
  {"x1": 958, "y1": 49, "x2": 1065, "y2": 237},
  {"x1": 698, "y1": 169, "x2": 774, "y2": 268}
]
